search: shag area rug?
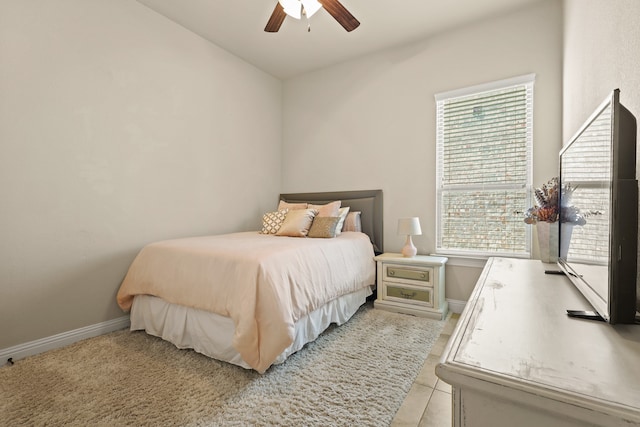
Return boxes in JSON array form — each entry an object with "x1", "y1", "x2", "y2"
[{"x1": 0, "y1": 303, "x2": 444, "y2": 426}]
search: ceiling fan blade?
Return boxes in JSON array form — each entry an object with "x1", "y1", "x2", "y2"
[
  {"x1": 265, "y1": 2, "x2": 287, "y2": 32},
  {"x1": 318, "y1": 0, "x2": 360, "y2": 32}
]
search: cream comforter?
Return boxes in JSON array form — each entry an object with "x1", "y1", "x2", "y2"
[{"x1": 117, "y1": 231, "x2": 375, "y2": 372}]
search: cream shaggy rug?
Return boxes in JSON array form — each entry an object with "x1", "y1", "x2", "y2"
[{"x1": 0, "y1": 303, "x2": 444, "y2": 426}]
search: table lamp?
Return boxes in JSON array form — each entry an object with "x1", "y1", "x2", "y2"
[{"x1": 397, "y1": 217, "x2": 422, "y2": 257}]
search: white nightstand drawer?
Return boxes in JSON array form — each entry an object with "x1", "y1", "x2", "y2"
[
  {"x1": 383, "y1": 282, "x2": 433, "y2": 307},
  {"x1": 374, "y1": 253, "x2": 448, "y2": 319},
  {"x1": 383, "y1": 263, "x2": 432, "y2": 286}
]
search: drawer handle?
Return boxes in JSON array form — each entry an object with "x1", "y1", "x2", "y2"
[
  {"x1": 420, "y1": 273, "x2": 426, "y2": 279},
  {"x1": 388, "y1": 270, "x2": 395, "y2": 276},
  {"x1": 400, "y1": 291, "x2": 417, "y2": 299}
]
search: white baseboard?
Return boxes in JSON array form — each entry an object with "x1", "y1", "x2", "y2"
[
  {"x1": 0, "y1": 316, "x2": 130, "y2": 367},
  {"x1": 447, "y1": 298, "x2": 466, "y2": 314}
]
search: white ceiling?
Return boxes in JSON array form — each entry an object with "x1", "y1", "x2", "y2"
[{"x1": 137, "y1": 0, "x2": 545, "y2": 79}]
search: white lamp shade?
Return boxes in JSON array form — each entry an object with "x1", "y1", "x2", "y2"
[
  {"x1": 397, "y1": 217, "x2": 422, "y2": 236},
  {"x1": 398, "y1": 217, "x2": 421, "y2": 258}
]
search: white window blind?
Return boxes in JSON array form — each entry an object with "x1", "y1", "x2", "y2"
[{"x1": 435, "y1": 75, "x2": 534, "y2": 257}]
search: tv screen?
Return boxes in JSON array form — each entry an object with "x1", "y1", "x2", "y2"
[{"x1": 558, "y1": 89, "x2": 638, "y2": 324}]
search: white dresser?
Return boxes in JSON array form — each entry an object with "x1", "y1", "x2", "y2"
[
  {"x1": 436, "y1": 257, "x2": 640, "y2": 427},
  {"x1": 373, "y1": 253, "x2": 448, "y2": 320}
]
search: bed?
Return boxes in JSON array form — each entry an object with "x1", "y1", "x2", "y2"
[{"x1": 116, "y1": 190, "x2": 383, "y2": 373}]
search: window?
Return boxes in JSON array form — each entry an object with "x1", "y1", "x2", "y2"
[{"x1": 435, "y1": 74, "x2": 534, "y2": 257}]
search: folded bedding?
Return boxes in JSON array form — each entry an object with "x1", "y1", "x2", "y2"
[{"x1": 117, "y1": 231, "x2": 375, "y2": 372}]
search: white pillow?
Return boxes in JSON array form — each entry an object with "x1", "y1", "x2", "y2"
[{"x1": 335, "y1": 207, "x2": 350, "y2": 235}]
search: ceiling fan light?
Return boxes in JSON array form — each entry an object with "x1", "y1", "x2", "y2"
[
  {"x1": 300, "y1": 0, "x2": 322, "y2": 18},
  {"x1": 278, "y1": 0, "x2": 302, "y2": 19}
]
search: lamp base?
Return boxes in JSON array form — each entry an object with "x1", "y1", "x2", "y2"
[{"x1": 401, "y1": 235, "x2": 417, "y2": 257}]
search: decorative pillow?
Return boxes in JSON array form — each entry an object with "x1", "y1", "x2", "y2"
[
  {"x1": 342, "y1": 211, "x2": 362, "y2": 232},
  {"x1": 277, "y1": 201, "x2": 308, "y2": 211},
  {"x1": 308, "y1": 200, "x2": 341, "y2": 217},
  {"x1": 307, "y1": 216, "x2": 340, "y2": 238},
  {"x1": 261, "y1": 209, "x2": 289, "y2": 234},
  {"x1": 276, "y1": 209, "x2": 318, "y2": 237},
  {"x1": 335, "y1": 206, "x2": 350, "y2": 236}
]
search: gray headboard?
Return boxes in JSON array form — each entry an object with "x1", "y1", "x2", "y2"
[{"x1": 279, "y1": 189, "x2": 383, "y2": 254}]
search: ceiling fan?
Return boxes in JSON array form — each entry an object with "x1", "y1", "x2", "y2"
[{"x1": 265, "y1": 0, "x2": 360, "y2": 33}]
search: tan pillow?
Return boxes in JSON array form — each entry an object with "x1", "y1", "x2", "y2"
[
  {"x1": 260, "y1": 209, "x2": 289, "y2": 234},
  {"x1": 278, "y1": 201, "x2": 308, "y2": 211},
  {"x1": 335, "y1": 206, "x2": 350, "y2": 235},
  {"x1": 308, "y1": 216, "x2": 340, "y2": 238},
  {"x1": 342, "y1": 211, "x2": 362, "y2": 232},
  {"x1": 276, "y1": 209, "x2": 318, "y2": 237},
  {"x1": 308, "y1": 200, "x2": 341, "y2": 217}
]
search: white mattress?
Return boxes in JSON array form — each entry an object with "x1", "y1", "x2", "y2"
[{"x1": 130, "y1": 286, "x2": 373, "y2": 370}]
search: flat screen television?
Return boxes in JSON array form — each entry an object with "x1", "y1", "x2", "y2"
[{"x1": 558, "y1": 89, "x2": 638, "y2": 324}]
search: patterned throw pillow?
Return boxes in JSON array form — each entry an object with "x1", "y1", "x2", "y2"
[
  {"x1": 308, "y1": 216, "x2": 340, "y2": 238},
  {"x1": 261, "y1": 209, "x2": 288, "y2": 234}
]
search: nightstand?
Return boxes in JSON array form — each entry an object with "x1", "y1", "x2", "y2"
[{"x1": 374, "y1": 253, "x2": 448, "y2": 319}]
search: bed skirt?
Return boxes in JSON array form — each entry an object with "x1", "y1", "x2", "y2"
[{"x1": 130, "y1": 286, "x2": 373, "y2": 371}]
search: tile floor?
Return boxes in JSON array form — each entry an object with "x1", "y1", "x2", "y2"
[{"x1": 390, "y1": 312, "x2": 460, "y2": 427}]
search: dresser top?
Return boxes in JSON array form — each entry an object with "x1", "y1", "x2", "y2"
[{"x1": 438, "y1": 257, "x2": 640, "y2": 417}]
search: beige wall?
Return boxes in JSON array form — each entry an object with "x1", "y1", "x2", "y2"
[
  {"x1": 0, "y1": 0, "x2": 282, "y2": 349},
  {"x1": 562, "y1": 0, "x2": 640, "y2": 306},
  {"x1": 10, "y1": 0, "x2": 634, "y2": 348},
  {"x1": 282, "y1": 0, "x2": 563, "y2": 301},
  {"x1": 562, "y1": 0, "x2": 640, "y2": 143}
]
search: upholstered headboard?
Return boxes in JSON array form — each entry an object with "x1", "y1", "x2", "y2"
[{"x1": 279, "y1": 189, "x2": 383, "y2": 254}]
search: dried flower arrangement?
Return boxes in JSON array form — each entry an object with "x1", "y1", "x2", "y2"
[{"x1": 522, "y1": 177, "x2": 600, "y2": 225}]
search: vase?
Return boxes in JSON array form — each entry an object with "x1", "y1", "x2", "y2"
[
  {"x1": 536, "y1": 222, "x2": 573, "y2": 263},
  {"x1": 559, "y1": 223, "x2": 573, "y2": 260}
]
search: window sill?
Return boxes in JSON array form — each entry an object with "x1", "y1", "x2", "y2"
[{"x1": 431, "y1": 253, "x2": 531, "y2": 268}]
